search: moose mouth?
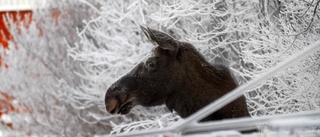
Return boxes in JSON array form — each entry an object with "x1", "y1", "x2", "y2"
[{"x1": 118, "y1": 102, "x2": 134, "y2": 114}]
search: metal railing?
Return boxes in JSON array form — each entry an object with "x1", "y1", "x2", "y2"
[
  {"x1": 111, "y1": 40, "x2": 320, "y2": 137},
  {"x1": 0, "y1": 0, "x2": 47, "y2": 11}
]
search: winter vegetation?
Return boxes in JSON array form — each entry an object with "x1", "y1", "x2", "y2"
[{"x1": 0, "y1": 0, "x2": 320, "y2": 136}]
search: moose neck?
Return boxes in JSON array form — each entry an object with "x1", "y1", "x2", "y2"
[{"x1": 165, "y1": 42, "x2": 237, "y2": 119}]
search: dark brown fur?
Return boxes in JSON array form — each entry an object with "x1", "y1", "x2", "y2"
[{"x1": 105, "y1": 26, "x2": 250, "y2": 122}]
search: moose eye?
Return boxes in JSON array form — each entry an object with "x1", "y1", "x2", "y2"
[
  {"x1": 145, "y1": 58, "x2": 157, "y2": 71},
  {"x1": 167, "y1": 39, "x2": 173, "y2": 44}
]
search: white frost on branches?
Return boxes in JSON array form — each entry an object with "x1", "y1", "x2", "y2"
[{"x1": 0, "y1": 0, "x2": 319, "y2": 136}]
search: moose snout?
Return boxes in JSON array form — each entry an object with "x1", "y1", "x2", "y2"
[{"x1": 105, "y1": 93, "x2": 136, "y2": 115}]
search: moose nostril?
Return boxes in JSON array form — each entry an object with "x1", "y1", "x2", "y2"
[
  {"x1": 106, "y1": 98, "x2": 118, "y2": 114},
  {"x1": 110, "y1": 108, "x2": 116, "y2": 114}
]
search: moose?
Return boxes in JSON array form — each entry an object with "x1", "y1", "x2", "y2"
[{"x1": 105, "y1": 26, "x2": 251, "y2": 123}]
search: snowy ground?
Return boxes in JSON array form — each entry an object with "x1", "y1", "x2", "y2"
[
  {"x1": 184, "y1": 130, "x2": 320, "y2": 137},
  {"x1": 91, "y1": 129, "x2": 320, "y2": 137}
]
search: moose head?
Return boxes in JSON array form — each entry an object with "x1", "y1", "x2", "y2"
[{"x1": 105, "y1": 26, "x2": 250, "y2": 121}]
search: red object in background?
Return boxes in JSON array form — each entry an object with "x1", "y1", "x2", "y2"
[
  {"x1": 0, "y1": 92, "x2": 17, "y2": 129},
  {"x1": 0, "y1": 11, "x2": 32, "y2": 69},
  {"x1": 0, "y1": 91, "x2": 28, "y2": 129},
  {"x1": 0, "y1": 10, "x2": 32, "y2": 129},
  {"x1": 0, "y1": 11, "x2": 33, "y2": 49},
  {"x1": 0, "y1": 9, "x2": 61, "y2": 129}
]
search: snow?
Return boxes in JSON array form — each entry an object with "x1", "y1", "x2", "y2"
[
  {"x1": 269, "y1": 118, "x2": 320, "y2": 129},
  {"x1": 185, "y1": 130, "x2": 320, "y2": 137},
  {"x1": 0, "y1": 114, "x2": 12, "y2": 123}
]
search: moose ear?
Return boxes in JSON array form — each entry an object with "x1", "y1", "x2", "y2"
[
  {"x1": 140, "y1": 26, "x2": 157, "y2": 45},
  {"x1": 140, "y1": 26, "x2": 179, "y2": 55}
]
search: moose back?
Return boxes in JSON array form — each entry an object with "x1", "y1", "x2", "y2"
[{"x1": 104, "y1": 26, "x2": 250, "y2": 121}]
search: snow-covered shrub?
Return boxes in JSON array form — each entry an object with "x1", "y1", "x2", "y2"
[
  {"x1": 0, "y1": 1, "x2": 111, "y2": 136},
  {"x1": 0, "y1": 0, "x2": 319, "y2": 136}
]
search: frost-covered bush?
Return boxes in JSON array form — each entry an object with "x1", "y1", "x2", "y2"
[
  {"x1": 0, "y1": 0, "x2": 319, "y2": 136},
  {"x1": 0, "y1": 1, "x2": 111, "y2": 136}
]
